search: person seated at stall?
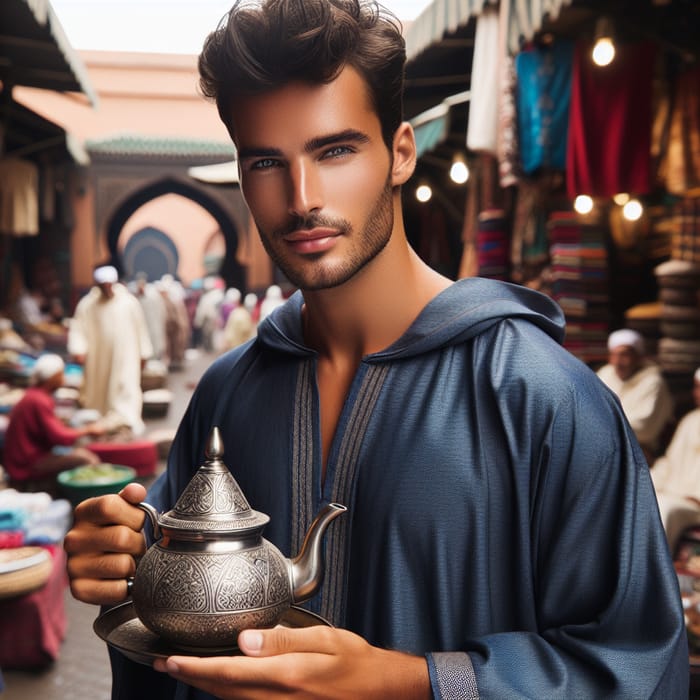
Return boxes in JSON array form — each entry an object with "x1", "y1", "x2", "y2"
[
  {"x1": 3, "y1": 354, "x2": 105, "y2": 495},
  {"x1": 597, "y1": 328, "x2": 674, "y2": 463},
  {"x1": 650, "y1": 367, "x2": 700, "y2": 553}
]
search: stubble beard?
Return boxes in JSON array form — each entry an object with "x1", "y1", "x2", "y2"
[{"x1": 257, "y1": 177, "x2": 395, "y2": 291}]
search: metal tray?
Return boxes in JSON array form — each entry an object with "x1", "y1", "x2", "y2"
[{"x1": 94, "y1": 600, "x2": 331, "y2": 666}]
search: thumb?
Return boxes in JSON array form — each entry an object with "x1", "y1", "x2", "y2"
[{"x1": 118, "y1": 481, "x2": 148, "y2": 504}]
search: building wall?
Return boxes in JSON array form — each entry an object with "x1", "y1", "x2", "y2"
[{"x1": 13, "y1": 51, "x2": 271, "y2": 303}]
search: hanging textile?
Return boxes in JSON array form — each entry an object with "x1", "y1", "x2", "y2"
[
  {"x1": 0, "y1": 157, "x2": 39, "y2": 236},
  {"x1": 661, "y1": 66, "x2": 700, "y2": 195},
  {"x1": 515, "y1": 40, "x2": 574, "y2": 175},
  {"x1": 466, "y1": 6, "x2": 500, "y2": 153},
  {"x1": 566, "y1": 41, "x2": 656, "y2": 199}
]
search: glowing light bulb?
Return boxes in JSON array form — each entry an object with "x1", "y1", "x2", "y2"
[
  {"x1": 416, "y1": 184, "x2": 432, "y2": 203},
  {"x1": 592, "y1": 37, "x2": 615, "y2": 66},
  {"x1": 613, "y1": 192, "x2": 630, "y2": 206},
  {"x1": 450, "y1": 160, "x2": 469, "y2": 184},
  {"x1": 622, "y1": 199, "x2": 643, "y2": 222},
  {"x1": 574, "y1": 195, "x2": 594, "y2": 215}
]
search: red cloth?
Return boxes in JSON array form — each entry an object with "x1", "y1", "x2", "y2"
[
  {"x1": 0, "y1": 546, "x2": 67, "y2": 668},
  {"x1": 567, "y1": 41, "x2": 656, "y2": 199},
  {"x1": 4, "y1": 388, "x2": 84, "y2": 481},
  {"x1": 89, "y1": 440, "x2": 158, "y2": 477}
]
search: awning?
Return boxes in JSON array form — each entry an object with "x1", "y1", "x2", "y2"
[
  {"x1": 503, "y1": 0, "x2": 575, "y2": 54},
  {"x1": 1, "y1": 97, "x2": 89, "y2": 164},
  {"x1": 405, "y1": 0, "x2": 495, "y2": 61},
  {"x1": 188, "y1": 160, "x2": 240, "y2": 185},
  {"x1": 0, "y1": 0, "x2": 98, "y2": 106},
  {"x1": 411, "y1": 90, "x2": 470, "y2": 158}
]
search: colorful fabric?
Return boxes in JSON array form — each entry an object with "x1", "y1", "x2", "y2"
[
  {"x1": 567, "y1": 41, "x2": 656, "y2": 198},
  {"x1": 515, "y1": 40, "x2": 574, "y2": 173}
]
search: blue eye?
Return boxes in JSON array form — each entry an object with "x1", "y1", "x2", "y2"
[
  {"x1": 252, "y1": 158, "x2": 279, "y2": 170},
  {"x1": 323, "y1": 145, "x2": 353, "y2": 159}
]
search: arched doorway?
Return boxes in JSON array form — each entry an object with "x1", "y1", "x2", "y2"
[{"x1": 105, "y1": 177, "x2": 245, "y2": 291}]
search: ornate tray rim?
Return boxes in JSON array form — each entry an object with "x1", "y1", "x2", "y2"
[{"x1": 94, "y1": 600, "x2": 331, "y2": 666}]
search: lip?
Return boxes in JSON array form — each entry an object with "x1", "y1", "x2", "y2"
[{"x1": 283, "y1": 228, "x2": 341, "y2": 255}]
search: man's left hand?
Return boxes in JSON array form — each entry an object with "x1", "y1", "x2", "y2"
[{"x1": 152, "y1": 624, "x2": 430, "y2": 700}]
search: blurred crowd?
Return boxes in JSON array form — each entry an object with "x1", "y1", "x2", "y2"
[{"x1": 0, "y1": 265, "x2": 288, "y2": 496}]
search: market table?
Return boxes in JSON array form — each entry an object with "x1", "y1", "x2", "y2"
[{"x1": 0, "y1": 545, "x2": 67, "y2": 669}]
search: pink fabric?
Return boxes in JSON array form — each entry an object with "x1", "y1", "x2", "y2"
[{"x1": 0, "y1": 546, "x2": 67, "y2": 668}]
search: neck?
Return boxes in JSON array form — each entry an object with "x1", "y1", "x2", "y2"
[{"x1": 301, "y1": 203, "x2": 451, "y2": 363}]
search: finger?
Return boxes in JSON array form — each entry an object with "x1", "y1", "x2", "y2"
[
  {"x1": 72, "y1": 491, "x2": 147, "y2": 531},
  {"x1": 66, "y1": 550, "x2": 137, "y2": 580},
  {"x1": 237, "y1": 625, "x2": 343, "y2": 657},
  {"x1": 153, "y1": 655, "x2": 269, "y2": 697},
  {"x1": 64, "y1": 523, "x2": 146, "y2": 557},
  {"x1": 69, "y1": 576, "x2": 132, "y2": 606}
]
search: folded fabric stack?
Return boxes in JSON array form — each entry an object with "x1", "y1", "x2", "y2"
[
  {"x1": 671, "y1": 196, "x2": 700, "y2": 265},
  {"x1": 548, "y1": 211, "x2": 610, "y2": 365},
  {"x1": 624, "y1": 301, "x2": 663, "y2": 357},
  {"x1": 477, "y1": 209, "x2": 509, "y2": 281},
  {"x1": 655, "y1": 259, "x2": 700, "y2": 417},
  {"x1": 0, "y1": 490, "x2": 72, "y2": 548}
]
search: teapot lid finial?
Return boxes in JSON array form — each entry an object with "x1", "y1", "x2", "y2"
[
  {"x1": 206, "y1": 426, "x2": 224, "y2": 461},
  {"x1": 156, "y1": 425, "x2": 270, "y2": 535}
]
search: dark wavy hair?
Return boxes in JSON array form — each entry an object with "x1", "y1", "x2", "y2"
[{"x1": 198, "y1": 0, "x2": 406, "y2": 149}]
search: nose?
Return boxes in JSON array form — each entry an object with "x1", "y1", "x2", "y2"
[{"x1": 288, "y1": 159, "x2": 323, "y2": 217}]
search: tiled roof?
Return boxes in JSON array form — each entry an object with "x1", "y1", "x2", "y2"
[{"x1": 86, "y1": 133, "x2": 236, "y2": 159}]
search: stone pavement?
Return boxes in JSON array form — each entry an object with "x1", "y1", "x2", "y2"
[{"x1": 1, "y1": 348, "x2": 217, "y2": 700}]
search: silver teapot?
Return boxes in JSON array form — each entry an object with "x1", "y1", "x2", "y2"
[{"x1": 131, "y1": 426, "x2": 346, "y2": 651}]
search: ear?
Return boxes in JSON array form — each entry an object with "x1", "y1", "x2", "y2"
[{"x1": 391, "y1": 122, "x2": 417, "y2": 186}]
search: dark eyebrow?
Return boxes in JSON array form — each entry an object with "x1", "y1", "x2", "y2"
[
  {"x1": 304, "y1": 129, "x2": 370, "y2": 152},
  {"x1": 238, "y1": 129, "x2": 370, "y2": 162}
]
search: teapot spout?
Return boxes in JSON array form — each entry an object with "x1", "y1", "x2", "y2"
[{"x1": 290, "y1": 502, "x2": 347, "y2": 603}]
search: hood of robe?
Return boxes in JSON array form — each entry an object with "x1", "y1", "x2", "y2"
[{"x1": 255, "y1": 277, "x2": 565, "y2": 360}]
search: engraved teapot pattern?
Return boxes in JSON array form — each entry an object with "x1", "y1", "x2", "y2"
[{"x1": 131, "y1": 427, "x2": 346, "y2": 650}]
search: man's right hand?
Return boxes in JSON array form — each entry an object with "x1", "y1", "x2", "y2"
[{"x1": 64, "y1": 482, "x2": 148, "y2": 606}]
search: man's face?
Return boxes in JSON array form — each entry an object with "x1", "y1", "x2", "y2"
[
  {"x1": 230, "y1": 67, "x2": 397, "y2": 291},
  {"x1": 609, "y1": 345, "x2": 641, "y2": 381}
]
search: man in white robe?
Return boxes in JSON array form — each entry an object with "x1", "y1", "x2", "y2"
[
  {"x1": 597, "y1": 328, "x2": 674, "y2": 463},
  {"x1": 651, "y1": 367, "x2": 700, "y2": 552},
  {"x1": 68, "y1": 266, "x2": 153, "y2": 435}
]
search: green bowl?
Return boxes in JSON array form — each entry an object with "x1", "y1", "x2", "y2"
[{"x1": 57, "y1": 463, "x2": 137, "y2": 505}]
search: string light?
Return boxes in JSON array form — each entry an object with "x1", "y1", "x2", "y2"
[
  {"x1": 592, "y1": 17, "x2": 616, "y2": 67},
  {"x1": 416, "y1": 184, "x2": 432, "y2": 203},
  {"x1": 622, "y1": 199, "x2": 643, "y2": 222},
  {"x1": 449, "y1": 158, "x2": 469, "y2": 184},
  {"x1": 574, "y1": 195, "x2": 594, "y2": 215}
]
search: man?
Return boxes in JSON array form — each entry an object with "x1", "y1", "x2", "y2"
[
  {"x1": 130, "y1": 272, "x2": 167, "y2": 363},
  {"x1": 4, "y1": 354, "x2": 104, "y2": 494},
  {"x1": 597, "y1": 328, "x2": 675, "y2": 463},
  {"x1": 68, "y1": 265, "x2": 153, "y2": 436},
  {"x1": 64, "y1": 2, "x2": 688, "y2": 698},
  {"x1": 651, "y1": 367, "x2": 700, "y2": 551}
]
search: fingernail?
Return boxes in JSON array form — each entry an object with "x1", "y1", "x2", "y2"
[
  {"x1": 166, "y1": 659, "x2": 180, "y2": 674},
  {"x1": 240, "y1": 630, "x2": 263, "y2": 651}
]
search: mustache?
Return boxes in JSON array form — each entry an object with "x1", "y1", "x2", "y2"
[{"x1": 274, "y1": 213, "x2": 351, "y2": 238}]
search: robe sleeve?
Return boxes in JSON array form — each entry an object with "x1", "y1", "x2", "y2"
[
  {"x1": 67, "y1": 299, "x2": 89, "y2": 357},
  {"x1": 427, "y1": 380, "x2": 688, "y2": 699}
]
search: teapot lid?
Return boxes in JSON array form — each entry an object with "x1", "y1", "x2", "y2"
[{"x1": 157, "y1": 426, "x2": 270, "y2": 534}]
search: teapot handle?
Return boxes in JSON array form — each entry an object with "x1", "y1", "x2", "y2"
[
  {"x1": 125, "y1": 502, "x2": 161, "y2": 598},
  {"x1": 136, "y1": 502, "x2": 161, "y2": 539}
]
